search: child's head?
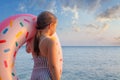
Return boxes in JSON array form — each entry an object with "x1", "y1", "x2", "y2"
[
  {"x1": 36, "y1": 11, "x2": 57, "y2": 35},
  {"x1": 34, "y1": 11, "x2": 57, "y2": 56}
]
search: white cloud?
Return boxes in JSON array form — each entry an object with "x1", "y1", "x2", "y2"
[
  {"x1": 84, "y1": 24, "x2": 99, "y2": 34},
  {"x1": 27, "y1": 0, "x2": 46, "y2": 10},
  {"x1": 59, "y1": 22, "x2": 118, "y2": 46},
  {"x1": 86, "y1": 24, "x2": 99, "y2": 29},
  {"x1": 17, "y1": 0, "x2": 105, "y2": 25},
  {"x1": 111, "y1": 36, "x2": 120, "y2": 45},
  {"x1": 99, "y1": 23, "x2": 109, "y2": 33},
  {"x1": 97, "y1": 4, "x2": 120, "y2": 21},
  {"x1": 17, "y1": 3, "x2": 27, "y2": 12},
  {"x1": 60, "y1": 0, "x2": 104, "y2": 26},
  {"x1": 114, "y1": 36, "x2": 120, "y2": 41},
  {"x1": 84, "y1": 23, "x2": 109, "y2": 34},
  {"x1": 87, "y1": 0, "x2": 101, "y2": 12},
  {"x1": 46, "y1": 1, "x2": 57, "y2": 13},
  {"x1": 60, "y1": 0, "x2": 102, "y2": 12},
  {"x1": 17, "y1": 0, "x2": 57, "y2": 13},
  {"x1": 62, "y1": 5, "x2": 79, "y2": 25},
  {"x1": 72, "y1": 26, "x2": 80, "y2": 32}
]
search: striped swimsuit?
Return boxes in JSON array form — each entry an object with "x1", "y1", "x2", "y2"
[
  {"x1": 31, "y1": 37, "x2": 52, "y2": 80},
  {"x1": 31, "y1": 56, "x2": 52, "y2": 80}
]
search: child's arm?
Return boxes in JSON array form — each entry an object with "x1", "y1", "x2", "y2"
[
  {"x1": 48, "y1": 38, "x2": 60, "y2": 80},
  {"x1": 26, "y1": 39, "x2": 32, "y2": 53}
]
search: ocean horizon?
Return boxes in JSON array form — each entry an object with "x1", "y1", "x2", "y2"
[{"x1": 15, "y1": 46, "x2": 120, "y2": 80}]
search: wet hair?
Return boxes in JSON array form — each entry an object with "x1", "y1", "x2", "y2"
[{"x1": 34, "y1": 11, "x2": 57, "y2": 56}]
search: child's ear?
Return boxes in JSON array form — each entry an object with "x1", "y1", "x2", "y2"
[
  {"x1": 47, "y1": 25, "x2": 50, "y2": 29},
  {"x1": 49, "y1": 23, "x2": 53, "y2": 29}
]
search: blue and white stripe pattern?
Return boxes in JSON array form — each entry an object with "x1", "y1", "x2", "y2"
[{"x1": 31, "y1": 56, "x2": 52, "y2": 80}]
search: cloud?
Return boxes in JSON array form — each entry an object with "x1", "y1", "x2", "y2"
[
  {"x1": 60, "y1": 0, "x2": 103, "y2": 25},
  {"x1": 112, "y1": 36, "x2": 120, "y2": 45},
  {"x1": 60, "y1": 0, "x2": 81, "y2": 24},
  {"x1": 84, "y1": 24, "x2": 99, "y2": 34},
  {"x1": 86, "y1": 0, "x2": 101, "y2": 12},
  {"x1": 17, "y1": 0, "x2": 104, "y2": 23},
  {"x1": 17, "y1": 3, "x2": 27, "y2": 12},
  {"x1": 17, "y1": 0, "x2": 57, "y2": 13},
  {"x1": 60, "y1": 0, "x2": 82, "y2": 9},
  {"x1": 60, "y1": 0, "x2": 102, "y2": 12},
  {"x1": 97, "y1": 4, "x2": 120, "y2": 21},
  {"x1": 86, "y1": 24, "x2": 99, "y2": 29},
  {"x1": 60, "y1": 22, "x2": 117, "y2": 46},
  {"x1": 17, "y1": 0, "x2": 105, "y2": 26},
  {"x1": 99, "y1": 23, "x2": 109, "y2": 33},
  {"x1": 28, "y1": 0, "x2": 46, "y2": 9},
  {"x1": 114, "y1": 36, "x2": 120, "y2": 40},
  {"x1": 17, "y1": 0, "x2": 108, "y2": 17},
  {"x1": 62, "y1": 5, "x2": 79, "y2": 25},
  {"x1": 84, "y1": 23, "x2": 109, "y2": 34},
  {"x1": 46, "y1": 1, "x2": 57, "y2": 13},
  {"x1": 60, "y1": 0, "x2": 109, "y2": 28},
  {"x1": 72, "y1": 26, "x2": 80, "y2": 32}
]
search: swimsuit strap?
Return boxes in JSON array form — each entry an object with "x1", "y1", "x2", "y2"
[{"x1": 39, "y1": 36, "x2": 47, "y2": 46}]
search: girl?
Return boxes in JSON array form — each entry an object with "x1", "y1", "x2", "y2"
[{"x1": 26, "y1": 11, "x2": 63, "y2": 80}]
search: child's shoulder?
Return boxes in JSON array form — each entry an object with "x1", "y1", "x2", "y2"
[{"x1": 46, "y1": 36, "x2": 57, "y2": 45}]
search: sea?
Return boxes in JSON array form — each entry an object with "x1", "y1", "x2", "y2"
[{"x1": 15, "y1": 46, "x2": 120, "y2": 80}]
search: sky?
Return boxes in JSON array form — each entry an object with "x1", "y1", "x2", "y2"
[{"x1": 0, "y1": 0, "x2": 120, "y2": 46}]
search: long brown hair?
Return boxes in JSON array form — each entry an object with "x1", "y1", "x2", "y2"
[{"x1": 34, "y1": 11, "x2": 57, "y2": 56}]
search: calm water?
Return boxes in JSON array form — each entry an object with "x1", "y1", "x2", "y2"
[{"x1": 15, "y1": 46, "x2": 120, "y2": 80}]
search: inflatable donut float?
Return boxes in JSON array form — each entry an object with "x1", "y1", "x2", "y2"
[
  {"x1": 0, "y1": 14, "x2": 63, "y2": 80},
  {"x1": 0, "y1": 14, "x2": 36, "y2": 80}
]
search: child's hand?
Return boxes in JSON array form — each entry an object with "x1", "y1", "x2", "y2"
[
  {"x1": 26, "y1": 41, "x2": 31, "y2": 53},
  {"x1": 27, "y1": 38, "x2": 32, "y2": 42}
]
